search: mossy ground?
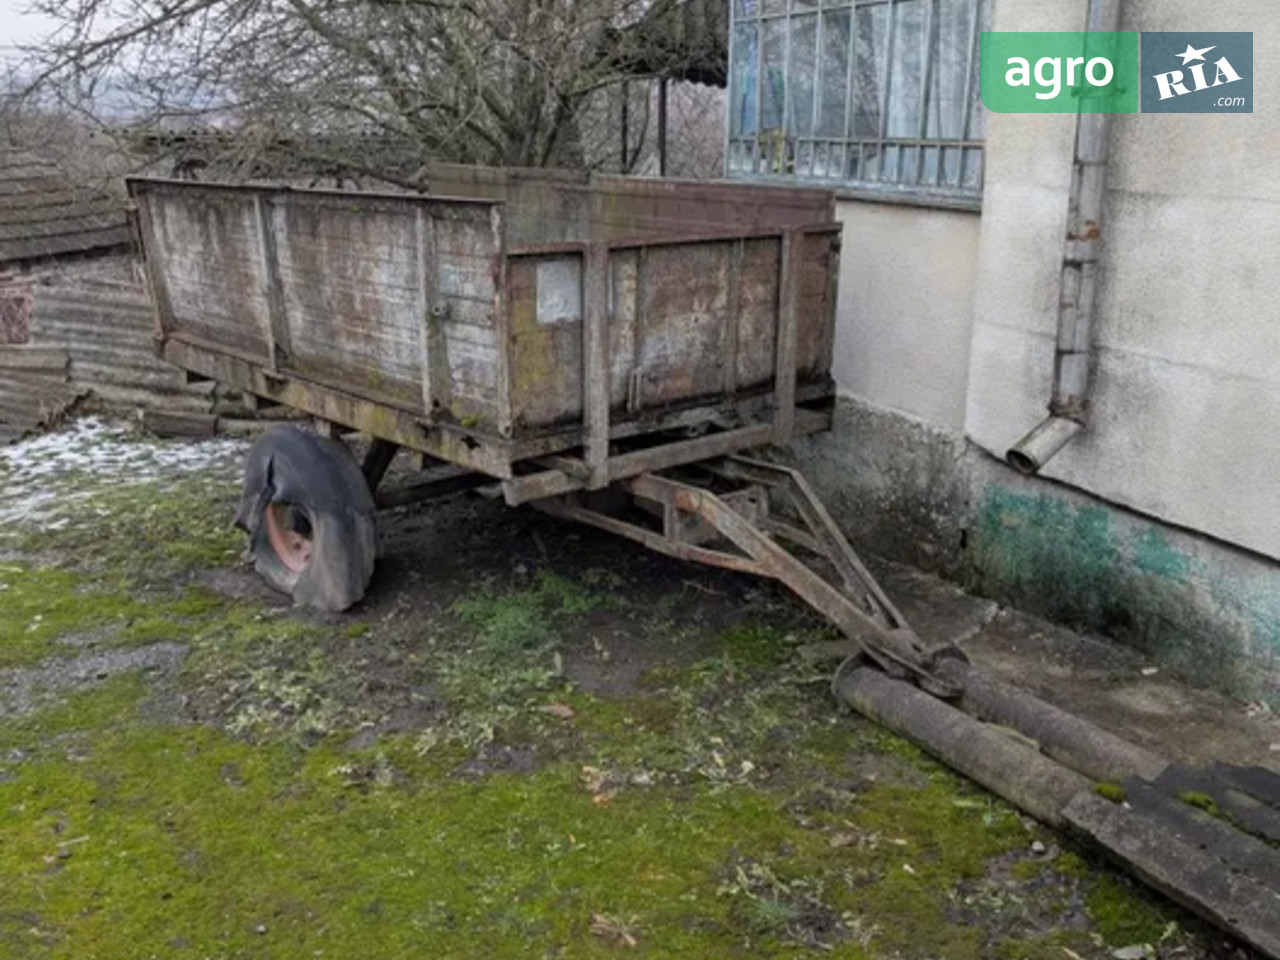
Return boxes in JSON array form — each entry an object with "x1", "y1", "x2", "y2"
[{"x1": 0, "y1": 421, "x2": 1225, "y2": 958}]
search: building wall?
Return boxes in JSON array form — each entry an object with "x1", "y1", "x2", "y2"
[
  {"x1": 831, "y1": 201, "x2": 981, "y2": 432},
  {"x1": 800, "y1": 0, "x2": 1280, "y2": 702},
  {"x1": 966, "y1": 0, "x2": 1280, "y2": 563}
]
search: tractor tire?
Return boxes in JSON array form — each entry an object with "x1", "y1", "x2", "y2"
[{"x1": 235, "y1": 425, "x2": 379, "y2": 612}]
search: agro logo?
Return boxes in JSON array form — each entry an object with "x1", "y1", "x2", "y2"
[
  {"x1": 1140, "y1": 33, "x2": 1253, "y2": 113},
  {"x1": 1151, "y1": 43, "x2": 1243, "y2": 101},
  {"x1": 978, "y1": 32, "x2": 1139, "y2": 114}
]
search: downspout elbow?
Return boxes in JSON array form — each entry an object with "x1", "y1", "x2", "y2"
[{"x1": 1006, "y1": 416, "x2": 1084, "y2": 476}]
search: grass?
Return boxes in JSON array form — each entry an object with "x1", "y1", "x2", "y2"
[
  {"x1": 0, "y1": 421, "x2": 1203, "y2": 958},
  {"x1": 5, "y1": 475, "x2": 244, "y2": 582},
  {"x1": 1177, "y1": 790, "x2": 1222, "y2": 817},
  {"x1": 0, "y1": 667, "x2": 1188, "y2": 959},
  {"x1": 0, "y1": 564, "x2": 228, "y2": 670},
  {"x1": 1085, "y1": 875, "x2": 1175, "y2": 947},
  {"x1": 0, "y1": 675, "x2": 1036, "y2": 959}
]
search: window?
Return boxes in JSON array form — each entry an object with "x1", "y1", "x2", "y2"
[{"x1": 727, "y1": 0, "x2": 989, "y2": 200}]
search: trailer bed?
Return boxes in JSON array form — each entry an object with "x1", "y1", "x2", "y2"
[{"x1": 129, "y1": 171, "x2": 840, "y2": 501}]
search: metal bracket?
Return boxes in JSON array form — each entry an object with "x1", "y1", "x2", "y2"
[{"x1": 534, "y1": 455, "x2": 963, "y2": 697}]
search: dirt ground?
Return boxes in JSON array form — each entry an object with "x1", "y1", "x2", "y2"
[{"x1": 0, "y1": 418, "x2": 1271, "y2": 959}]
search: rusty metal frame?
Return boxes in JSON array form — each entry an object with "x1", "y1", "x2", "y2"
[
  {"x1": 535, "y1": 455, "x2": 959, "y2": 697},
  {"x1": 374, "y1": 463, "x2": 493, "y2": 510},
  {"x1": 502, "y1": 408, "x2": 831, "y2": 507}
]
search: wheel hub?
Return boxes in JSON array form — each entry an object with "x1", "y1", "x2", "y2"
[{"x1": 265, "y1": 502, "x2": 313, "y2": 573}]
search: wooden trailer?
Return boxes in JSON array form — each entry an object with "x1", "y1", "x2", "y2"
[
  {"x1": 128, "y1": 167, "x2": 945, "y2": 683},
  {"x1": 127, "y1": 171, "x2": 1280, "y2": 956}
]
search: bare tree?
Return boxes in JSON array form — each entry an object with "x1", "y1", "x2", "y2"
[
  {"x1": 19, "y1": 0, "x2": 726, "y2": 187},
  {"x1": 665, "y1": 81, "x2": 723, "y2": 179},
  {"x1": 579, "y1": 79, "x2": 722, "y2": 179},
  {"x1": 1, "y1": 71, "x2": 133, "y2": 192}
]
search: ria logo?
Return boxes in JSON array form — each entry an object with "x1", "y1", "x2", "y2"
[
  {"x1": 1153, "y1": 43, "x2": 1243, "y2": 101},
  {"x1": 1141, "y1": 33, "x2": 1253, "y2": 113}
]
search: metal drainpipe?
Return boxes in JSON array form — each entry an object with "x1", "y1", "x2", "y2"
[{"x1": 1005, "y1": 0, "x2": 1123, "y2": 475}]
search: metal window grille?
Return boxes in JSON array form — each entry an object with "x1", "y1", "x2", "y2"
[{"x1": 726, "y1": 0, "x2": 990, "y2": 200}]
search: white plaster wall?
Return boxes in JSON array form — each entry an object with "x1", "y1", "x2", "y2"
[
  {"x1": 831, "y1": 200, "x2": 980, "y2": 431},
  {"x1": 964, "y1": 0, "x2": 1087, "y2": 457},
  {"x1": 964, "y1": 0, "x2": 1280, "y2": 561}
]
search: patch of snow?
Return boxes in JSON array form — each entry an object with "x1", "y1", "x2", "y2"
[{"x1": 0, "y1": 417, "x2": 247, "y2": 529}]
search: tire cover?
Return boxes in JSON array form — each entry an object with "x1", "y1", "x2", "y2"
[{"x1": 237, "y1": 425, "x2": 379, "y2": 612}]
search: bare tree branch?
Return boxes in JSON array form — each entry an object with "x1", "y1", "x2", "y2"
[{"x1": 15, "y1": 0, "x2": 725, "y2": 185}]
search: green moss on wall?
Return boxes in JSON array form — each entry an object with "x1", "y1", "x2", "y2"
[{"x1": 964, "y1": 485, "x2": 1280, "y2": 704}]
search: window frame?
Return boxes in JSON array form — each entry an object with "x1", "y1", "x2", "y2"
[{"x1": 725, "y1": 0, "x2": 989, "y2": 208}]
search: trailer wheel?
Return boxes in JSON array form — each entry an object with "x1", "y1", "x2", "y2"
[
  {"x1": 264, "y1": 502, "x2": 314, "y2": 573},
  {"x1": 236, "y1": 425, "x2": 379, "y2": 612}
]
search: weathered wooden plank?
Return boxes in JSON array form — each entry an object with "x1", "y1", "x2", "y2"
[
  {"x1": 607, "y1": 423, "x2": 774, "y2": 480},
  {"x1": 583, "y1": 242, "x2": 610, "y2": 488},
  {"x1": 773, "y1": 229, "x2": 801, "y2": 444},
  {"x1": 253, "y1": 193, "x2": 290, "y2": 372},
  {"x1": 271, "y1": 197, "x2": 426, "y2": 411},
  {"x1": 162, "y1": 335, "x2": 519, "y2": 479},
  {"x1": 0, "y1": 346, "x2": 69, "y2": 375},
  {"x1": 735, "y1": 238, "x2": 783, "y2": 391},
  {"x1": 416, "y1": 208, "x2": 444, "y2": 418},
  {"x1": 489, "y1": 205, "x2": 514, "y2": 439},
  {"x1": 607, "y1": 249, "x2": 639, "y2": 412},
  {"x1": 139, "y1": 185, "x2": 273, "y2": 361},
  {"x1": 502, "y1": 469, "x2": 584, "y2": 506},
  {"x1": 143, "y1": 410, "x2": 218, "y2": 438},
  {"x1": 798, "y1": 228, "x2": 841, "y2": 379},
  {"x1": 722, "y1": 238, "x2": 743, "y2": 396},
  {"x1": 1210, "y1": 762, "x2": 1280, "y2": 809},
  {"x1": 129, "y1": 197, "x2": 175, "y2": 343},
  {"x1": 504, "y1": 254, "x2": 584, "y2": 429},
  {"x1": 634, "y1": 242, "x2": 732, "y2": 407},
  {"x1": 1122, "y1": 778, "x2": 1280, "y2": 891},
  {"x1": 417, "y1": 163, "x2": 835, "y2": 247},
  {"x1": 1156, "y1": 766, "x2": 1280, "y2": 845},
  {"x1": 1063, "y1": 790, "x2": 1280, "y2": 959}
]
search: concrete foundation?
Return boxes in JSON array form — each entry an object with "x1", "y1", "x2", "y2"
[{"x1": 798, "y1": 395, "x2": 1280, "y2": 707}]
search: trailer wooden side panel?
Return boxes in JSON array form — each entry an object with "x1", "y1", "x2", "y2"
[
  {"x1": 418, "y1": 163, "x2": 835, "y2": 247},
  {"x1": 130, "y1": 172, "x2": 839, "y2": 473},
  {"x1": 132, "y1": 181, "x2": 510, "y2": 433}
]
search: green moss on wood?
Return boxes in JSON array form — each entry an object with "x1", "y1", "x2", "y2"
[
  {"x1": 1094, "y1": 781, "x2": 1128, "y2": 804},
  {"x1": 1177, "y1": 790, "x2": 1222, "y2": 817}
]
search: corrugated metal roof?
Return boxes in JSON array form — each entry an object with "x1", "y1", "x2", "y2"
[
  {"x1": 0, "y1": 276, "x2": 216, "y2": 441},
  {"x1": 0, "y1": 149, "x2": 132, "y2": 266}
]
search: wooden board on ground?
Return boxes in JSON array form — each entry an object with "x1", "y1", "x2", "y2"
[{"x1": 1063, "y1": 790, "x2": 1280, "y2": 959}]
